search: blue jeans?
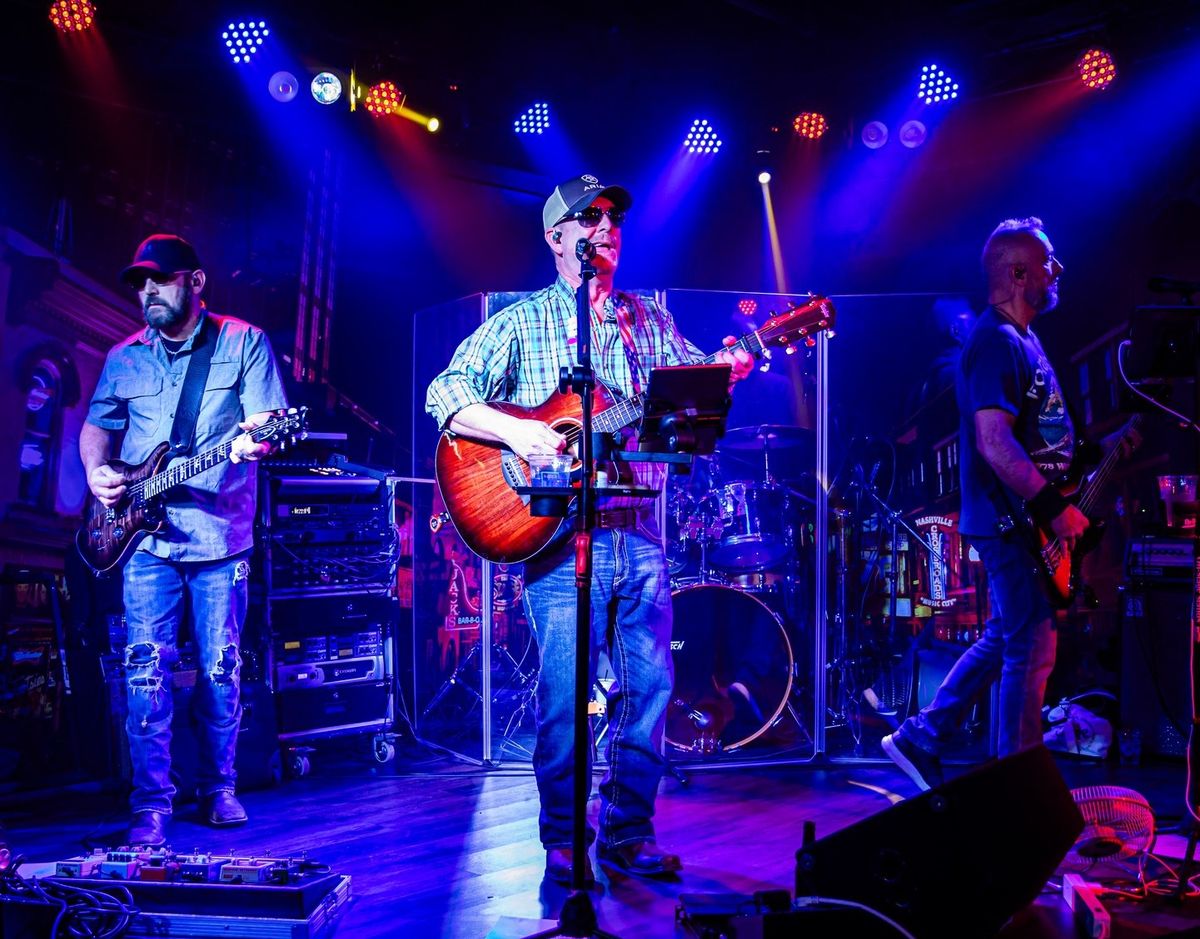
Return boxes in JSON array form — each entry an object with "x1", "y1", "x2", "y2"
[
  {"x1": 522, "y1": 528, "x2": 674, "y2": 849},
  {"x1": 123, "y1": 550, "x2": 250, "y2": 814},
  {"x1": 897, "y1": 534, "x2": 1056, "y2": 758}
]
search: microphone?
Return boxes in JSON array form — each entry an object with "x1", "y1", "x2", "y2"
[
  {"x1": 575, "y1": 238, "x2": 596, "y2": 261},
  {"x1": 1148, "y1": 276, "x2": 1200, "y2": 296}
]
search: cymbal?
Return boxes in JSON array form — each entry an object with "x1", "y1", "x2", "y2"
[{"x1": 720, "y1": 424, "x2": 812, "y2": 450}]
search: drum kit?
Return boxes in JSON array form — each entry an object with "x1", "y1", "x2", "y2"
[{"x1": 663, "y1": 423, "x2": 815, "y2": 757}]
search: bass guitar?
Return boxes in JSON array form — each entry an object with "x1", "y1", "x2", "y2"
[
  {"x1": 435, "y1": 296, "x2": 836, "y2": 564},
  {"x1": 1032, "y1": 414, "x2": 1141, "y2": 607},
  {"x1": 77, "y1": 407, "x2": 308, "y2": 574}
]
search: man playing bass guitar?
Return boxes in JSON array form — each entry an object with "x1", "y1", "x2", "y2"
[
  {"x1": 80, "y1": 234, "x2": 288, "y2": 846},
  {"x1": 884, "y1": 216, "x2": 1135, "y2": 789},
  {"x1": 427, "y1": 175, "x2": 754, "y2": 884}
]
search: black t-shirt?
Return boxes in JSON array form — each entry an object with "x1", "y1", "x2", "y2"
[{"x1": 956, "y1": 306, "x2": 1074, "y2": 536}]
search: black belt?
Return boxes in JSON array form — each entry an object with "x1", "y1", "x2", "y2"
[{"x1": 596, "y1": 507, "x2": 649, "y2": 530}]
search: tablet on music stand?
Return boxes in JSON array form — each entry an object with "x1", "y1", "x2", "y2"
[{"x1": 636, "y1": 363, "x2": 731, "y2": 457}]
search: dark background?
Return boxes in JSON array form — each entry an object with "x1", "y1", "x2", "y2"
[{"x1": 2, "y1": 0, "x2": 1199, "y2": 468}]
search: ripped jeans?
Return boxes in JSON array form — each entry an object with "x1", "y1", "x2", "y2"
[{"x1": 123, "y1": 550, "x2": 250, "y2": 814}]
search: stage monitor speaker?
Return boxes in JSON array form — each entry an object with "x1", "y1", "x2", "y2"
[
  {"x1": 1120, "y1": 585, "x2": 1190, "y2": 757},
  {"x1": 796, "y1": 745, "x2": 1083, "y2": 939}
]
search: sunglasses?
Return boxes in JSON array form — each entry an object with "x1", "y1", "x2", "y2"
[
  {"x1": 562, "y1": 205, "x2": 626, "y2": 228},
  {"x1": 132, "y1": 270, "x2": 189, "y2": 289}
]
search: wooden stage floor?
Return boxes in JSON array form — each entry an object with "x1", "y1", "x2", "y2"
[{"x1": 5, "y1": 746, "x2": 1200, "y2": 938}]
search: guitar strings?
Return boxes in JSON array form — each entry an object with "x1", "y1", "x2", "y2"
[{"x1": 1042, "y1": 415, "x2": 1142, "y2": 566}]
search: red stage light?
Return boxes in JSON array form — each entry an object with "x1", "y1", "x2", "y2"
[
  {"x1": 793, "y1": 112, "x2": 828, "y2": 140},
  {"x1": 364, "y1": 80, "x2": 402, "y2": 117},
  {"x1": 1077, "y1": 48, "x2": 1117, "y2": 90},
  {"x1": 49, "y1": 0, "x2": 95, "y2": 32},
  {"x1": 738, "y1": 299, "x2": 758, "y2": 316}
]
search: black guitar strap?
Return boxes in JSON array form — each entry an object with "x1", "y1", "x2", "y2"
[{"x1": 168, "y1": 314, "x2": 216, "y2": 456}]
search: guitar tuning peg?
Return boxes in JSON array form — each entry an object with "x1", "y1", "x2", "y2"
[
  {"x1": 826, "y1": 329, "x2": 836, "y2": 339},
  {"x1": 786, "y1": 344, "x2": 797, "y2": 355},
  {"x1": 804, "y1": 336, "x2": 816, "y2": 348}
]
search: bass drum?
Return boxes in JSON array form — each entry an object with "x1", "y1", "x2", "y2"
[{"x1": 666, "y1": 584, "x2": 793, "y2": 755}]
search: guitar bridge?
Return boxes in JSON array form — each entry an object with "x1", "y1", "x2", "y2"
[{"x1": 500, "y1": 451, "x2": 530, "y2": 504}]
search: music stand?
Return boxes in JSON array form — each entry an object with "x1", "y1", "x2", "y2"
[{"x1": 636, "y1": 364, "x2": 731, "y2": 461}]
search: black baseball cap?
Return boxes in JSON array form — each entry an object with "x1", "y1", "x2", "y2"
[
  {"x1": 120, "y1": 234, "x2": 202, "y2": 287},
  {"x1": 542, "y1": 174, "x2": 633, "y2": 231}
]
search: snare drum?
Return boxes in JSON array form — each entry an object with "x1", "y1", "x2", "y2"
[
  {"x1": 666, "y1": 584, "x2": 793, "y2": 754},
  {"x1": 706, "y1": 481, "x2": 791, "y2": 571}
]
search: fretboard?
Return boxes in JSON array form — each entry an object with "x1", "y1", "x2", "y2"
[
  {"x1": 592, "y1": 332, "x2": 764, "y2": 435},
  {"x1": 129, "y1": 423, "x2": 283, "y2": 503}
]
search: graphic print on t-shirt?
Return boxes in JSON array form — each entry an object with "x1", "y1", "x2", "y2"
[{"x1": 1025, "y1": 351, "x2": 1073, "y2": 477}]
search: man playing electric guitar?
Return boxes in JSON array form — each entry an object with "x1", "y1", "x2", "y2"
[
  {"x1": 427, "y1": 175, "x2": 754, "y2": 884},
  {"x1": 884, "y1": 217, "x2": 1134, "y2": 789},
  {"x1": 80, "y1": 235, "x2": 288, "y2": 846}
]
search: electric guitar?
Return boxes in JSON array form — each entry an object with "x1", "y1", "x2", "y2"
[
  {"x1": 77, "y1": 407, "x2": 308, "y2": 574},
  {"x1": 1031, "y1": 414, "x2": 1141, "y2": 607},
  {"x1": 434, "y1": 296, "x2": 837, "y2": 564}
]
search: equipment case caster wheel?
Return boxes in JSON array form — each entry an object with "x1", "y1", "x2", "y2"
[
  {"x1": 289, "y1": 752, "x2": 312, "y2": 777},
  {"x1": 372, "y1": 735, "x2": 396, "y2": 764}
]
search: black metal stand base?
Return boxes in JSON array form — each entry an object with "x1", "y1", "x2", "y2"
[{"x1": 523, "y1": 890, "x2": 620, "y2": 939}]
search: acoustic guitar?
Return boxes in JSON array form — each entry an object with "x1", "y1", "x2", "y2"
[{"x1": 435, "y1": 297, "x2": 836, "y2": 564}]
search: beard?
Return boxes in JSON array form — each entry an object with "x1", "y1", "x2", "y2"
[
  {"x1": 143, "y1": 295, "x2": 189, "y2": 330},
  {"x1": 1028, "y1": 281, "x2": 1059, "y2": 314}
]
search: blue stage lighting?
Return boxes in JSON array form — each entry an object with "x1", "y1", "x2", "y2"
[
  {"x1": 223, "y1": 19, "x2": 269, "y2": 64},
  {"x1": 917, "y1": 64, "x2": 959, "y2": 105},
  {"x1": 514, "y1": 103, "x2": 550, "y2": 134},
  {"x1": 683, "y1": 119, "x2": 723, "y2": 154},
  {"x1": 311, "y1": 72, "x2": 343, "y2": 105}
]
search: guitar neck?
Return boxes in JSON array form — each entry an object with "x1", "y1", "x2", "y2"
[
  {"x1": 1076, "y1": 413, "x2": 1143, "y2": 516},
  {"x1": 592, "y1": 332, "x2": 764, "y2": 435},
  {"x1": 135, "y1": 423, "x2": 281, "y2": 501}
]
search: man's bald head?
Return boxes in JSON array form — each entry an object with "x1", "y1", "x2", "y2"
[
  {"x1": 982, "y1": 217, "x2": 1045, "y2": 285},
  {"x1": 981, "y1": 217, "x2": 1062, "y2": 318}
]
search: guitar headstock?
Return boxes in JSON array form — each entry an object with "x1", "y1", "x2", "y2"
[
  {"x1": 255, "y1": 406, "x2": 310, "y2": 452},
  {"x1": 754, "y1": 294, "x2": 837, "y2": 354}
]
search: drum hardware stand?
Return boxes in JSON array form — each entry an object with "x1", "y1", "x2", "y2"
[
  {"x1": 422, "y1": 638, "x2": 539, "y2": 757},
  {"x1": 856, "y1": 481, "x2": 945, "y2": 728}
]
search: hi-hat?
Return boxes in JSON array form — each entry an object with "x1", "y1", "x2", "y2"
[{"x1": 720, "y1": 424, "x2": 812, "y2": 450}]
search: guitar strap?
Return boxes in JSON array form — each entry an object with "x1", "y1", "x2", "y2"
[{"x1": 168, "y1": 314, "x2": 216, "y2": 456}]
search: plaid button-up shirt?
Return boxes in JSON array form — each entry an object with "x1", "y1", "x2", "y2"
[{"x1": 426, "y1": 276, "x2": 703, "y2": 520}]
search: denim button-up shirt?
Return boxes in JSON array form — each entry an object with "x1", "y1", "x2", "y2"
[{"x1": 86, "y1": 310, "x2": 288, "y2": 562}]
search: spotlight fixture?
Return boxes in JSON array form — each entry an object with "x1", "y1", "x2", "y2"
[
  {"x1": 861, "y1": 120, "x2": 889, "y2": 149},
  {"x1": 1077, "y1": 48, "x2": 1116, "y2": 90},
  {"x1": 364, "y1": 80, "x2": 402, "y2": 117},
  {"x1": 311, "y1": 72, "x2": 343, "y2": 105},
  {"x1": 49, "y1": 0, "x2": 95, "y2": 32},
  {"x1": 757, "y1": 171, "x2": 771, "y2": 184},
  {"x1": 918, "y1": 64, "x2": 959, "y2": 105},
  {"x1": 792, "y1": 112, "x2": 828, "y2": 140},
  {"x1": 223, "y1": 20, "x2": 269, "y2": 64},
  {"x1": 899, "y1": 119, "x2": 927, "y2": 148},
  {"x1": 514, "y1": 103, "x2": 550, "y2": 134},
  {"x1": 738, "y1": 298, "x2": 759, "y2": 316},
  {"x1": 269, "y1": 71, "x2": 299, "y2": 103},
  {"x1": 684, "y1": 119, "x2": 722, "y2": 154}
]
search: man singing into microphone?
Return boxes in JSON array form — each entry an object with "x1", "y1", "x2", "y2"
[{"x1": 427, "y1": 174, "x2": 753, "y2": 884}]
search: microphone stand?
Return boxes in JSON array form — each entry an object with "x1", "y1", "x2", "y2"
[{"x1": 525, "y1": 239, "x2": 618, "y2": 939}]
